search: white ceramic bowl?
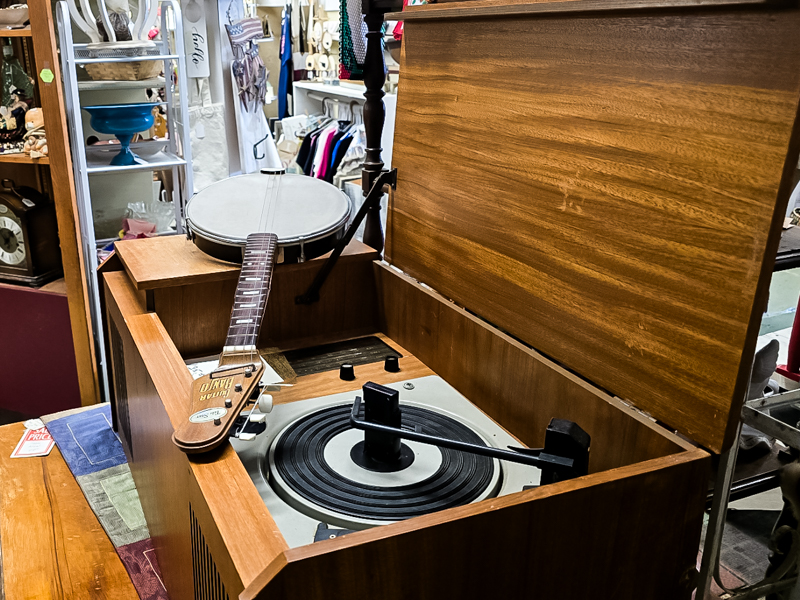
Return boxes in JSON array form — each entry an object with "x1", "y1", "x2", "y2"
[{"x1": 0, "y1": 5, "x2": 29, "y2": 26}]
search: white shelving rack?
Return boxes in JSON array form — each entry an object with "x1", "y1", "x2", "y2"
[{"x1": 56, "y1": 0, "x2": 193, "y2": 403}]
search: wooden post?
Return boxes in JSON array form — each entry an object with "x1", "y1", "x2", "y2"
[
  {"x1": 361, "y1": 10, "x2": 387, "y2": 254},
  {"x1": 28, "y1": 0, "x2": 100, "y2": 406}
]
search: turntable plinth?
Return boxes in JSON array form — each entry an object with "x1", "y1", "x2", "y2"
[
  {"x1": 102, "y1": 0, "x2": 800, "y2": 596},
  {"x1": 104, "y1": 237, "x2": 705, "y2": 599}
]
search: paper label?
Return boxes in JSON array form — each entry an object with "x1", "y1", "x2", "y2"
[
  {"x1": 189, "y1": 407, "x2": 228, "y2": 423},
  {"x1": 11, "y1": 427, "x2": 55, "y2": 458}
]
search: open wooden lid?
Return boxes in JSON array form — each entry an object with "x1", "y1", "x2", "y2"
[{"x1": 385, "y1": 0, "x2": 800, "y2": 453}]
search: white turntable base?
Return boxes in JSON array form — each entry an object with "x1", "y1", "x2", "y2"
[{"x1": 232, "y1": 375, "x2": 540, "y2": 549}]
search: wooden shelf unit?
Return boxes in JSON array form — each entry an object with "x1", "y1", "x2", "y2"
[
  {"x1": 0, "y1": 27, "x2": 31, "y2": 37},
  {"x1": 5, "y1": 0, "x2": 101, "y2": 407},
  {"x1": 0, "y1": 153, "x2": 49, "y2": 165}
]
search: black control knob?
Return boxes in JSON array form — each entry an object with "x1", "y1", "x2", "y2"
[
  {"x1": 384, "y1": 355, "x2": 400, "y2": 373},
  {"x1": 339, "y1": 364, "x2": 356, "y2": 381}
]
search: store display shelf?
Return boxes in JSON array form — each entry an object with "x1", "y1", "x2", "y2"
[
  {"x1": 0, "y1": 153, "x2": 49, "y2": 165},
  {"x1": 293, "y1": 81, "x2": 367, "y2": 100},
  {"x1": 0, "y1": 27, "x2": 31, "y2": 37},
  {"x1": 78, "y1": 76, "x2": 165, "y2": 91},
  {"x1": 85, "y1": 148, "x2": 185, "y2": 174},
  {"x1": 75, "y1": 53, "x2": 178, "y2": 65}
]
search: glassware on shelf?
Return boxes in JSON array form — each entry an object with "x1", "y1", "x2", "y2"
[{"x1": 82, "y1": 103, "x2": 156, "y2": 166}]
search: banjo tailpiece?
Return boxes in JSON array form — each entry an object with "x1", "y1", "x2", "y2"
[{"x1": 173, "y1": 232, "x2": 277, "y2": 454}]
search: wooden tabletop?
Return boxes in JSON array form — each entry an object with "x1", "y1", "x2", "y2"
[{"x1": 0, "y1": 423, "x2": 138, "y2": 600}]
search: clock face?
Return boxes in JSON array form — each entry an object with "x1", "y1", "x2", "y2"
[{"x1": 0, "y1": 216, "x2": 26, "y2": 266}]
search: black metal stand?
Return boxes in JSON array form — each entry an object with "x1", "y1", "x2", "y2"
[
  {"x1": 296, "y1": 5, "x2": 397, "y2": 305},
  {"x1": 296, "y1": 169, "x2": 397, "y2": 305}
]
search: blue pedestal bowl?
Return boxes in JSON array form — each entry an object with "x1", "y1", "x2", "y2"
[{"x1": 83, "y1": 103, "x2": 157, "y2": 166}]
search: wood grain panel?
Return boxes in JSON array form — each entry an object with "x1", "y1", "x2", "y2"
[
  {"x1": 29, "y1": 0, "x2": 99, "y2": 406},
  {"x1": 243, "y1": 449, "x2": 709, "y2": 600},
  {"x1": 113, "y1": 313, "x2": 195, "y2": 600},
  {"x1": 116, "y1": 236, "x2": 239, "y2": 290},
  {"x1": 376, "y1": 263, "x2": 690, "y2": 473},
  {"x1": 153, "y1": 247, "x2": 380, "y2": 357},
  {"x1": 272, "y1": 340, "x2": 435, "y2": 405},
  {"x1": 121, "y1": 312, "x2": 289, "y2": 589},
  {"x1": 388, "y1": 9, "x2": 800, "y2": 453},
  {"x1": 106, "y1": 270, "x2": 290, "y2": 595},
  {"x1": 0, "y1": 423, "x2": 138, "y2": 600},
  {"x1": 390, "y1": 0, "x2": 789, "y2": 20},
  {"x1": 116, "y1": 235, "x2": 378, "y2": 290}
]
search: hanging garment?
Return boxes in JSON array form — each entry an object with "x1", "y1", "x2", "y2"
[
  {"x1": 295, "y1": 130, "x2": 317, "y2": 172},
  {"x1": 339, "y1": 0, "x2": 369, "y2": 80},
  {"x1": 321, "y1": 122, "x2": 350, "y2": 181},
  {"x1": 335, "y1": 124, "x2": 366, "y2": 177},
  {"x1": 292, "y1": 3, "x2": 308, "y2": 82},
  {"x1": 302, "y1": 129, "x2": 324, "y2": 175},
  {"x1": 326, "y1": 133, "x2": 354, "y2": 183},
  {"x1": 295, "y1": 119, "x2": 328, "y2": 174},
  {"x1": 319, "y1": 122, "x2": 348, "y2": 169},
  {"x1": 392, "y1": 0, "x2": 409, "y2": 41},
  {"x1": 311, "y1": 123, "x2": 338, "y2": 178},
  {"x1": 278, "y1": 6, "x2": 293, "y2": 119}
]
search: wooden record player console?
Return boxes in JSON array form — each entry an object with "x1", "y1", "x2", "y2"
[{"x1": 103, "y1": 0, "x2": 800, "y2": 597}]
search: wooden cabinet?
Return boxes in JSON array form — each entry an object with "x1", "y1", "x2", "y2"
[
  {"x1": 0, "y1": 0, "x2": 100, "y2": 408},
  {"x1": 105, "y1": 236, "x2": 707, "y2": 600},
  {"x1": 102, "y1": 0, "x2": 800, "y2": 598}
]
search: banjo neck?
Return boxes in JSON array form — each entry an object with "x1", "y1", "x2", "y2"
[
  {"x1": 221, "y1": 232, "x2": 278, "y2": 362},
  {"x1": 173, "y1": 231, "x2": 279, "y2": 454}
]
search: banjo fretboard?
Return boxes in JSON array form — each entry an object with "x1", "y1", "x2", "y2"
[{"x1": 224, "y1": 232, "x2": 278, "y2": 350}]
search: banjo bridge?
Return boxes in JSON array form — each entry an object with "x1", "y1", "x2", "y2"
[{"x1": 209, "y1": 362, "x2": 260, "y2": 379}]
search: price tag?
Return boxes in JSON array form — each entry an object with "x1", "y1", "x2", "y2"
[{"x1": 11, "y1": 427, "x2": 55, "y2": 458}]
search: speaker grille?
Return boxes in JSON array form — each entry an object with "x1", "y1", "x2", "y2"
[
  {"x1": 109, "y1": 318, "x2": 133, "y2": 459},
  {"x1": 190, "y1": 504, "x2": 230, "y2": 600}
]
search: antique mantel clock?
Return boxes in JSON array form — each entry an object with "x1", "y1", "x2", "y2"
[{"x1": 0, "y1": 179, "x2": 61, "y2": 286}]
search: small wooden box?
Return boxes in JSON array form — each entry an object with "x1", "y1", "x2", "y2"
[{"x1": 104, "y1": 1, "x2": 800, "y2": 598}]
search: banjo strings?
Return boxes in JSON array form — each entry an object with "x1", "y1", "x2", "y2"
[{"x1": 244, "y1": 172, "x2": 283, "y2": 346}]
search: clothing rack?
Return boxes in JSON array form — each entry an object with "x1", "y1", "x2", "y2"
[
  {"x1": 305, "y1": 94, "x2": 364, "y2": 122},
  {"x1": 292, "y1": 81, "x2": 397, "y2": 180}
]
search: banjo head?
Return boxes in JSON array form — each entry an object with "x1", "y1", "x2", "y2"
[{"x1": 186, "y1": 173, "x2": 351, "y2": 249}]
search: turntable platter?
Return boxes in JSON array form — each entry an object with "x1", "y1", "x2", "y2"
[
  {"x1": 268, "y1": 404, "x2": 500, "y2": 529},
  {"x1": 232, "y1": 376, "x2": 541, "y2": 548}
]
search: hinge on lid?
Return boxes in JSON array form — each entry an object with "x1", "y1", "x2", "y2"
[{"x1": 614, "y1": 396, "x2": 656, "y2": 422}]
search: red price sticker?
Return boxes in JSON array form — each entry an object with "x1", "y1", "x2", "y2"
[{"x1": 10, "y1": 427, "x2": 55, "y2": 458}]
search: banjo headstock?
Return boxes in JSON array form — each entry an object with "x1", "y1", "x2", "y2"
[
  {"x1": 173, "y1": 231, "x2": 278, "y2": 454},
  {"x1": 173, "y1": 355, "x2": 266, "y2": 454}
]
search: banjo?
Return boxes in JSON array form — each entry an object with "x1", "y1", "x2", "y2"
[{"x1": 173, "y1": 169, "x2": 351, "y2": 453}]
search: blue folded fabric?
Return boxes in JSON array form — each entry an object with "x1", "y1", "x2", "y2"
[{"x1": 46, "y1": 404, "x2": 126, "y2": 477}]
